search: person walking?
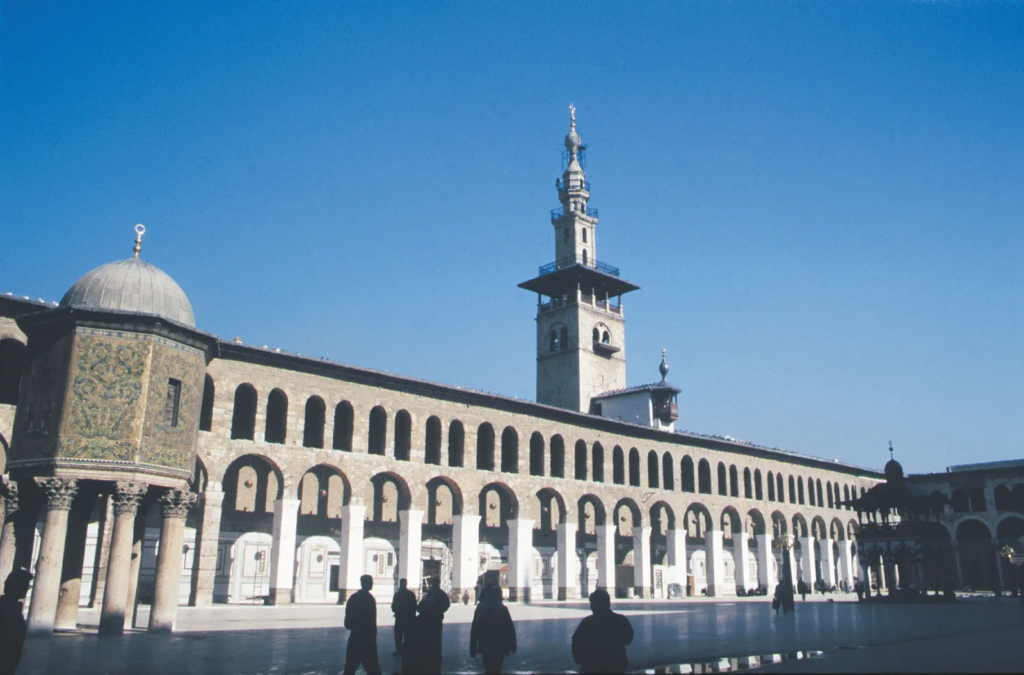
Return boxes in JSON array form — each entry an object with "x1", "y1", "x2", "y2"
[
  {"x1": 343, "y1": 575, "x2": 381, "y2": 675},
  {"x1": 0, "y1": 570, "x2": 32, "y2": 675},
  {"x1": 391, "y1": 578, "x2": 417, "y2": 656},
  {"x1": 470, "y1": 586, "x2": 517, "y2": 675},
  {"x1": 571, "y1": 589, "x2": 634, "y2": 674},
  {"x1": 797, "y1": 579, "x2": 808, "y2": 601},
  {"x1": 401, "y1": 598, "x2": 443, "y2": 675}
]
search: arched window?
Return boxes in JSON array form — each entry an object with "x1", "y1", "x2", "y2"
[
  {"x1": 592, "y1": 327, "x2": 600, "y2": 343},
  {"x1": 951, "y1": 488, "x2": 969, "y2": 513},
  {"x1": 333, "y1": 401, "x2": 353, "y2": 451},
  {"x1": 394, "y1": 410, "x2": 412, "y2": 461},
  {"x1": 425, "y1": 416, "x2": 442, "y2": 465},
  {"x1": 729, "y1": 465, "x2": 739, "y2": 497},
  {"x1": 550, "y1": 435, "x2": 565, "y2": 478},
  {"x1": 592, "y1": 443, "x2": 604, "y2": 482},
  {"x1": 613, "y1": 446, "x2": 625, "y2": 485},
  {"x1": 529, "y1": 432, "x2": 545, "y2": 476},
  {"x1": 743, "y1": 468, "x2": 752, "y2": 499},
  {"x1": 816, "y1": 480, "x2": 824, "y2": 507},
  {"x1": 199, "y1": 375, "x2": 214, "y2": 432},
  {"x1": 477, "y1": 423, "x2": 495, "y2": 471},
  {"x1": 969, "y1": 486, "x2": 986, "y2": 512},
  {"x1": 778, "y1": 474, "x2": 786, "y2": 503},
  {"x1": 582, "y1": 249, "x2": 588, "y2": 265},
  {"x1": 230, "y1": 384, "x2": 257, "y2": 440},
  {"x1": 0, "y1": 339, "x2": 26, "y2": 405},
  {"x1": 575, "y1": 440, "x2": 588, "y2": 480},
  {"x1": 662, "y1": 453, "x2": 674, "y2": 491},
  {"x1": 754, "y1": 469, "x2": 763, "y2": 500},
  {"x1": 368, "y1": 406, "x2": 387, "y2": 455},
  {"x1": 550, "y1": 330, "x2": 558, "y2": 352},
  {"x1": 501, "y1": 426, "x2": 518, "y2": 473},
  {"x1": 648, "y1": 451, "x2": 660, "y2": 489},
  {"x1": 602, "y1": 331, "x2": 610, "y2": 344},
  {"x1": 628, "y1": 448, "x2": 641, "y2": 487},
  {"x1": 560, "y1": 327, "x2": 569, "y2": 350},
  {"x1": 681, "y1": 456, "x2": 695, "y2": 493},
  {"x1": 717, "y1": 462, "x2": 727, "y2": 496},
  {"x1": 834, "y1": 483, "x2": 841, "y2": 509},
  {"x1": 448, "y1": 420, "x2": 464, "y2": 467},
  {"x1": 698, "y1": 459, "x2": 712, "y2": 495},
  {"x1": 265, "y1": 389, "x2": 288, "y2": 444},
  {"x1": 302, "y1": 396, "x2": 326, "y2": 448},
  {"x1": 827, "y1": 481, "x2": 834, "y2": 508},
  {"x1": 582, "y1": 228, "x2": 588, "y2": 244},
  {"x1": 843, "y1": 484, "x2": 851, "y2": 510},
  {"x1": 788, "y1": 476, "x2": 797, "y2": 504},
  {"x1": 767, "y1": 471, "x2": 776, "y2": 501}
]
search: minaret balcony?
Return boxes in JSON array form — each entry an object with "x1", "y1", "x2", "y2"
[
  {"x1": 538, "y1": 293, "x2": 622, "y2": 316},
  {"x1": 538, "y1": 255, "x2": 619, "y2": 278},
  {"x1": 551, "y1": 205, "x2": 598, "y2": 222},
  {"x1": 556, "y1": 178, "x2": 591, "y2": 197}
]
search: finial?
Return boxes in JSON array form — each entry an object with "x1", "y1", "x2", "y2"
[
  {"x1": 132, "y1": 224, "x2": 146, "y2": 258},
  {"x1": 889, "y1": 441, "x2": 894, "y2": 460},
  {"x1": 659, "y1": 348, "x2": 670, "y2": 383},
  {"x1": 569, "y1": 103, "x2": 576, "y2": 132}
]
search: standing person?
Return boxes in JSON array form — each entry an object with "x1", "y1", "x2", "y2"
[
  {"x1": 401, "y1": 598, "x2": 443, "y2": 675},
  {"x1": 428, "y1": 577, "x2": 451, "y2": 620},
  {"x1": 772, "y1": 583, "x2": 783, "y2": 615},
  {"x1": 470, "y1": 586, "x2": 517, "y2": 675},
  {"x1": 343, "y1": 575, "x2": 381, "y2": 675},
  {"x1": 391, "y1": 578, "x2": 417, "y2": 656},
  {"x1": 0, "y1": 570, "x2": 32, "y2": 675},
  {"x1": 854, "y1": 579, "x2": 864, "y2": 602},
  {"x1": 571, "y1": 589, "x2": 634, "y2": 674},
  {"x1": 474, "y1": 581, "x2": 484, "y2": 605},
  {"x1": 797, "y1": 579, "x2": 808, "y2": 601}
]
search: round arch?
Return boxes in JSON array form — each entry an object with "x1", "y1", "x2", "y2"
[
  {"x1": 297, "y1": 464, "x2": 352, "y2": 518},
  {"x1": 746, "y1": 509, "x2": 766, "y2": 538},
  {"x1": 771, "y1": 511, "x2": 789, "y2": 537},
  {"x1": 535, "y1": 487, "x2": 567, "y2": 531},
  {"x1": 426, "y1": 476, "x2": 464, "y2": 525},
  {"x1": 829, "y1": 517, "x2": 846, "y2": 541},
  {"x1": 811, "y1": 516, "x2": 828, "y2": 540},
  {"x1": 480, "y1": 482, "x2": 519, "y2": 528},
  {"x1": 222, "y1": 453, "x2": 285, "y2": 515},
  {"x1": 792, "y1": 513, "x2": 809, "y2": 539},
  {"x1": 684, "y1": 503, "x2": 712, "y2": 540},
  {"x1": 649, "y1": 500, "x2": 676, "y2": 535},
  {"x1": 577, "y1": 494, "x2": 607, "y2": 535},
  {"x1": 613, "y1": 497, "x2": 642, "y2": 537},
  {"x1": 720, "y1": 506, "x2": 742, "y2": 538}
]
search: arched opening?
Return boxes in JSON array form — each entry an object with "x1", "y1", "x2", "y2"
[
  {"x1": 743, "y1": 468, "x2": 752, "y2": 499},
  {"x1": 729, "y1": 465, "x2": 739, "y2": 497},
  {"x1": 0, "y1": 339, "x2": 26, "y2": 405},
  {"x1": 717, "y1": 462, "x2": 727, "y2": 496},
  {"x1": 302, "y1": 396, "x2": 326, "y2": 449},
  {"x1": 426, "y1": 476, "x2": 463, "y2": 526},
  {"x1": 833, "y1": 484, "x2": 841, "y2": 510},
  {"x1": 592, "y1": 327, "x2": 600, "y2": 343},
  {"x1": 230, "y1": 384, "x2": 258, "y2": 440},
  {"x1": 223, "y1": 454, "x2": 283, "y2": 516},
  {"x1": 265, "y1": 389, "x2": 288, "y2": 444},
  {"x1": 952, "y1": 488, "x2": 969, "y2": 513},
  {"x1": 685, "y1": 505, "x2": 711, "y2": 541},
  {"x1": 367, "y1": 472, "x2": 412, "y2": 523},
  {"x1": 969, "y1": 487, "x2": 987, "y2": 512},
  {"x1": 612, "y1": 446, "x2": 625, "y2": 485},
  {"x1": 480, "y1": 483, "x2": 518, "y2": 530},
  {"x1": 767, "y1": 471, "x2": 776, "y2": 501},
  {"x1": 582, "y1": 249, "x2": 588, "y2": 265},
  {"x1": 529, "y1": 432, "x2": 545, "y2": 476},
  {"x1": 628, "y1": 448, "x2": 640, "y2": 487},
  {"x1": 476, "y1": 423, "x2": 495, "y2": 471},
  {"x1": 332, "y1": 401, "x2": 353, "y2": 451},
  {"x1": 549, "y1": 330, "x2": 558, "y2": 352},
  {"x1": 424, "y1": 416, "x2": 442, "y2": 465},
  {"x1": 843, "y1": 484, "x2": 851, "y2": 509},
  {"x1": 199, "y1": 375, "x2": 214, "y2": 432},
  {"x1": 788, "y1": 476, "x2": 797, "y2": 504},
  {"x1": 297, "y1": 465, "x2": 350, "y2": 521},
  {"x1": 582, "y1": 228, "x2": 588, "y2": 244},
  {"x1": 816, "y1": 479, "x2": 824, "y2": 508},
  {"x1": 550, "y1": 435, "x2": 565, "y2": 478},
  {"x1": 368, "y1": 406, "x2": 387, "y2": 455},
  {"x1": 681, "y1": 456, "x2": 695, "y2": 493},
  {"x1": 394, "y1": 410, "x2": 412, "y2": 461},
  {"x1": 755, "y1": 469, "x2": 763, "y2": 500},
  {"x1": 647, "y1": 451, "x2": 660, "y2": 489},
  {"x1": 798, "y1": 477, "x2": 806, "y2": 505},
  {"x1": 957, "y1": 519, "x2": 995, "y2": 591},
  {"x1": 535, "y1": 488, "x2": 566, "y2": 533},
  {"x1": 827, "y1": 481, "x2": 835, "y2": 509},
  {"x1": 698, "y1": 459, "x2": 712, "y2": 495},
  {"x1": 500, "y1": 426, "x2": 519, "y2": 474},
  {"x1": 614, "y1": 499, "x2": 641, "y2": 539},
  {"x1": 662, "y1": 453, "x2": 674, "y2": 491},
  {"x1": 592, "y1": 443, "x2": 604, "y2": 483},
  {"x1": 575, "y1": 440, "x2": 588, "y2": 481},
  {"x1": 448, "y1": 420, "x2": 465, "y2": 467}
]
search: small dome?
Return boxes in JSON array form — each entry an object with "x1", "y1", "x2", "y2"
[
  {"x1": 60, "y1": 258, "x2": 195, "y2": 327},
  {"x1": 565, "y1": 129, "x2": 582, "y2": 151},
  {"x1": 884, "y1": 457, "x2": 904, "y2": 482}
]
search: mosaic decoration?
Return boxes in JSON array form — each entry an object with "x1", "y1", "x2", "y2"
[
  {"x1": 9, "y1": 334, "x2": 72, "y2": 463},
  {"x1": 139, "y1": 341, "x2": 203, "y2": 473}
]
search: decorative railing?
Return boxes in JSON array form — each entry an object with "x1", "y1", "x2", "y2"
[
  {"x1": 537, "y1": 255, "x2": 620, "y2": 278},
  {"x1": 551, "y1": 206, "x2": 598, "y2": 221},
  {"x1": 539, "y1": 293, "x2": 622, "y2": 315}
]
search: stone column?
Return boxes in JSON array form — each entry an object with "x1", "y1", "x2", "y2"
[
  {"x1": 148, "y1": 490, "x2": 196, "y2": 633},
  {"x1": 451, "y1": 514, "x2": 481, "y2": 600},
  {"x1": 787, "y1": 546, "x2": 799, "y2": 587},
  {"x1": 595, "y1": 525, "x2": 616, "y2": 593},
  {"x1": 54, "y1": 495, "x2": 95, "y2": 631},
  {"x1": 268, "y1": 498, "x2": 300, "y2": 605},
  {"x1": 666, "y1": 529, "x2": 687, "y2": 588},
  {"x1": 556, "y1": 522, "x2": 577, "y2": 600},
  {"x1": 124, "y1": 515, "x2": 147, "y2": 630},
  {"x1": 705, "y1": 530, "x2": 729, "y2": 597},
  {"x1": 27, "y1": 478, "x2": 79, "y2": 636},
  {"x1": 189, "y1": 485, "x2": 224, "y2": 607},
  {"x1": 801, "y1": 537, "x2": 817, "y2": 587},
  {"x1": 632, "y1": 526, "x2": 652, "y2": 598},
  {"x1": 734, "y1": 536, "x2": 753, "y2": 593},
  {"x1": 507, "y1": 519, "x2": 535, "y2": 602},
  {"x1": 757, "y1": 534, "x2": 775, "y2": 590},
  {"x1": 0, "y1": 479, "x2": 20, "y2": 585},
  {"x1": 337, "y1": 503, "x2": 366, "y2": 602},
  {"x1": 88, "y1": 495, "x2": 116, "y2": 608},
  {"x1": 99, "y1": 482, "x2": 147, "y2": 636},
  {"x1": 820, "y1": 539, "x2": 836, "y2": 588},
  {"x1": 398, "y1": 509, "x2": 424, "y2": 595}
]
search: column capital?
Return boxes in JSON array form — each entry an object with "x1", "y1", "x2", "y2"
[
  {"x1": 159, "y1": 489, "x2": 197, "y2": 519},
  {"x1": 1, "y1": 477, "x2": 19, "y2": 514},
  {"x1": 36, "y1": 477, "x2": 78, "y2": 511},
  {"x1": 112, "y1": 482, "x2": 148, "y2": 516}
]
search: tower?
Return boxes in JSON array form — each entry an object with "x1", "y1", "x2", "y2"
[{"x1": 519, "y1": 107, "x2": 640, "y2": 412}]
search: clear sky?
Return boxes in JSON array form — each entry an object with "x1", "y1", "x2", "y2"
[{"x1": 1, "y1": 1, "x2": 1021, "y2": 474}]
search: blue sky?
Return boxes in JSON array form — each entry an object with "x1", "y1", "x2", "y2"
[{"x1": 1, "y1": 1, "x2": 1021, "y2": 473}]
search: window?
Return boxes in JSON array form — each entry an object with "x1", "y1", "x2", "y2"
[
  {"x1": 265, "y1": 389, "x2": 288, "y2": 444},
  {"x1": 612, "y1": 446, "x2": 624, "y2": 485},
  {"x1": 592, "y1": 443, "x2": 604, "y2": 482},
  {"x1": 302, "y1": 396, "x2": 326, "y2": 448},
  {"x1": 551, "y1": 435, "x2": 565, "y2": 478},
  {"x1": 582, "y1": 249, "x2": 588, "y2": 265},
  {"x1": 199, "y1": 375, "x2": 214, "y2": 432},
  {"x1": 582, "y1": 228, "x2": 588, "y2": 244},
  {"x1": 681, "y1": 456, "x2": 695, "y2": 493},
  {"x1": 717, "y1": 463, "x2": 727, "y2": 496},
  {"x1": 448, "y1": 420, "x2": 465, "y2": 467},
  {"x1": 394, "y1": 410, "x2": 412, "y2": 461},
  {"x1": 560, "y1": 327, "x2": 569, "y2": 350},
  {"x1": 164, "y1": 379, "x2": 182, "y2": 427},
  {"x1": 593, "y1": 328, "x2": 600, "y2": 343},
  {"x1": 602, "y1": 331, "x2": 610, "y2": 344},
  {"x1": 575, "y1": 440, "x2": 588, "y2": 481},
  {"x1": 230, "y1": 384, "x2": 257, "y2": 440},
  {"x1": 333, "y1": 401, "x2": 354, "y2": 451},
  {"x1": 629, "y1": 448, "x2": 641, "y2": 487},
  {"x1": 368, "y1": 406, "x2": 387, "y2": 455},
  {"x1": 425, "y1": 417, "x2": 442, "y2": 465}
]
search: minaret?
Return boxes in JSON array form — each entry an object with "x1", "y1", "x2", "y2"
[{"x1": 519, "y1": 106, "x2": 641, "y2": 412}]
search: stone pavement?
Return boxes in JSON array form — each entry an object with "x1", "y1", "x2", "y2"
[{"x1": 17, "y1": 595, "x2": 1024, "y2": 674}]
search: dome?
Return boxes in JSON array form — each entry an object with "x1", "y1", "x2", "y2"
[
  {"x1": 884, "y1": 457, "x2": 904, "y2": 482},
  {"x1": 564, "y1": 129, "x2": 582, "y2": 151},
  {"x1": 60, "y1": 257, "x2": 195, "y2": 327}
]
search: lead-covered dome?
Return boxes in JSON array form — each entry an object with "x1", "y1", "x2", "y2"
[{"x1": 60, "y1": 257, "x2": 195, "y2": 327}]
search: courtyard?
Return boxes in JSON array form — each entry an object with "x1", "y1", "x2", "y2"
[{"x1": 17, "y1": 595, "x2": 1024, "y2": 674}]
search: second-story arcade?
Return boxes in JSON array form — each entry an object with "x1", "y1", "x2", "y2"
[{"x1": 519, "y1": 107, "x2": 640, "y2": 413}]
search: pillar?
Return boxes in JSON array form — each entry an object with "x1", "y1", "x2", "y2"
[
  {"x1": 757, "y1": 534, "x2": 775, "y2": 590},
  {"x1": 667, "y1": 528, "x2": 687, "y2": 589},
  {"x1": 556, "y1": 522, "x2": 577, "y2": 600},
  {"x1": 451, "y1": 514, "x2": 481, "y2": 600},
  {"x1": 820, "y1": 539, "x2": 836, "y2": 588},
  {"x1": 839, "y1": 540, "x2": 854, "y2": 589},
  {"x1": 26, "y1": 478, "x2": 79, "y2": 636},
  {"x1": 99, "y1": 482, "x2": 146, "y2": 636},
  {"x1": 398, "y1": 509, "x2": 424, "y2": 595},
  {"x1": 148, "y1": 490, "x2": 196, "y2": 633},
  {"x1": 189, "y1": 484, "x2": 224, "y2": 607},
  {"x1": 507, "y1": 519, "x2": 535, "y2": 602},
  {"x1": 705, "y1": 530, "x2": 727, "y2": 597},
  {"x1": 88, "y1": 495, "x2": 115, "y2": 608},
  {"x1": 787, "y1": 546, "x2": 799, "y2": 587},
  {"x1": 0, "y1": 479, "x2": 20, "y2": 586},
  {"x1": 124, "y1": 514, "x2": 146, "y2": 630},
  {"x1": 801, "y1": 537, "x2": 817, "y2": 587},
  {"x1": 268, "y1": 498, "x2": 300, "y2": 605},
  {"x1": 54, "y1": 492, "x2": 98, "y2": 632},
  {"x1": 633, "y1": 526, "x2": 652, "y2": 598},
  {"x1": 595, "y1": 525, "x2": 616, "y2": 593},
  {"x1": 337, "y1": 503, "x2": 366, "y2": 602},
  {"x1": 734, "y1": 537, "x2": 754, "y2": 593}
]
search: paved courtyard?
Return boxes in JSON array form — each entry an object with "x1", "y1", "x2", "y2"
[{"x1": 18, "y1": 595, "x2": 1024, "y2": 674}]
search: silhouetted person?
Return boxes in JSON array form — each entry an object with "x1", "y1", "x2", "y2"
[
  {"x1": 343, "y1": 575, "x2": 381, "y2": 675},
  {"x1": 772, "y1": 583, "x2": 783, "y2": 614},
  {"x1": 428, "y1": 577, "x2": 451, "y2": 619},
  {"x1": 401, "y1": 597, "x2": 443, "y2": 675},
  {"x1": 571, "y1": 589, "x2": 633, "y2": 674},
  {"x1": 0, "y1": 570, "x2": 32, "y2": 675},
  {"x1": 854, "y1": 579, "x2": 864, "y2": 602},
  {"x1": 391, "y1": 578, "x2": 417, "y2": 655},
  {"x1": 797, "y1": 579, "x2": 808, "y2": 601},
  {"x1": 474, "y1": 581, "x2": 483, "y2": 604},
  {"x1": 470, "y1": 586, "x2": 517, "y2": 675}
]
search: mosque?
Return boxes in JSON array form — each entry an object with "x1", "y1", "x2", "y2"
[{"x1": 0, "y1": 109, "x2": 1018, "y2": 635}]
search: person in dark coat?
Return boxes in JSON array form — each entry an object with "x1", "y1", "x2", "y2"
[
  {"x1": 797, "y1": 579, "x2": 808, "y2": 601},
  {"x1": 470, "y1": 586, "x2": 517, "y2": 675},
  {"x1": 571, "y1": 589, "x2": 634, "y2": 674},
  {"x1": 401, "y1": 598, "x2": 443, "y2": 675},
  {"x1": 0, "y1": 570, "x2": 32, "y2": 675},
  {"x1": 343, "y1": 575, "x2": 381, "y2": 675},
  {"x1": 391, "y1": 578, "x2": 417, "y2": 655},
  {"x1": 428, "y1": 578, "x2": 451, "y2": 619}
]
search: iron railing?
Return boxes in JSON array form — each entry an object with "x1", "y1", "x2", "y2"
[
  {"x1": 551, "y1": 206, "x2": 598, "y2": 221},
  {"x1": 537, "y1": 255, "x2": 620, "y2": 277}
]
